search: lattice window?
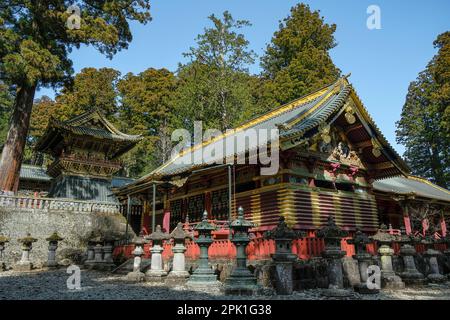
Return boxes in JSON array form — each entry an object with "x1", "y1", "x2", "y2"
[
  {"x1": 211, "y1": 189, "x2": 229, "y2": 220},
  {"x1": 170, "y1": 199, "x2": 183, "y2": 230},
  {"x1": 187, "y1": 194, "x2": 205, "y2": 222}
]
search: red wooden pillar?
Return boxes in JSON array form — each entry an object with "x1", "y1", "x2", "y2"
[{"x1": 205, "y1": 191, "x2": 212, "y2": 218}]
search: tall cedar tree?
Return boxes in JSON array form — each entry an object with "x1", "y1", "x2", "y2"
[
  {"x1": 0, "y1": 1, "x2": 151, "y2": 192},
  {"x1": 260, "y1": 3, "x2": 341, "y2": 107},
  {"x1": 117, "y1": 68, "x2": 177, "y2": 176},
  {"x1": 396, "y1": 32, "x2": 450, "y2": 188},
  {"x1": 175, "y1": 11, "x2": 256, "y2": 132}
]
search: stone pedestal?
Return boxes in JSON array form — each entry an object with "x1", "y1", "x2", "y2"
[
  {"x1": 264, "y1": 216, "x2": 302, "y2": 295},
  {"x1": 167, "y1": 223, "x2": 191, "y2": 285},
  {"x1": 317, "y1": 216, "x2": 352, "y2": 297},
  {"x1": 187, "y1": 211, "x2": 221, "y2": 292},
  {"x1": 146, "y1": 244, "x2": 167, "y2": 280},
  {"x1": 399, "y1": 244, "x2": 426, "y2": 285},
  {"x1": 145, "y1": 225, "x2": 169, "y2": 282},
  {"x1": 224, "y1": 207, "x2": 260, "y2": 296},
  {"x1": 101, "y1": 238, "x2": 116, "y2": 271},
  {"x1": 83, "y1": 241, "x2": 95, "y2": 268},
  {"x1": 14, "y1": 233, "x2": 38, "y2": 272},
  {"x1": 371, "y1": 225, "x2": 405, "y2": 289},
  {"x1": 348, "y1": 229, "x2": 378, "y2": 294},
  {"x1": 378, "y1": 245, "x2": 405, "y2": 289},
  {"x1": 354, "y1": 252, "x2": 379, "y2": 294},
  {"x1": 45, "y1": 232, "x2": 63, "y2": 269},
  {"x1": 126, "y1": 242, "x2": 145, "y2": 282},
  {"x1": 424, "y1": 249, "x2": 446, "y2": 283}
]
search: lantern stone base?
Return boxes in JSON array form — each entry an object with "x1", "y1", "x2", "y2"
[
  {"x1": 224, "y1": 273, "x2": 261, "y2": 296},
  {"x1": 14, "y1": 261, "x2": 33, "y2": 272},
  {"x1": 321, "y1": 285, "x2": 353, "y2": 298},
  {"x1": 166, "y1": 271, "x2": 190, "y2": 286},
  {"x1": 126, "y1": 271, "x2": 146, "y2": 282},
  {"x1": 427, "y1": 273, "x2": 446, "y2": 283},
  {"x1": 381, "y1": 271, "x2": 405, "y2": 289},
  {"x1": 145, "y1": 269, "x2": 167, "y2": 282},
  {"x1": 400, "y1": 271, "x2": 427, "y2": 286}
]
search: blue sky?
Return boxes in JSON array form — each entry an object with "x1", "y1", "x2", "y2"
[{"x1": 36, "y1": 0, "x2": 450, "y2": 155}]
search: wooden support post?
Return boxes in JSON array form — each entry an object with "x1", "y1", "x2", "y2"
[{"x1": 152, "y1": 183, "x2": 156, "y2": 233}]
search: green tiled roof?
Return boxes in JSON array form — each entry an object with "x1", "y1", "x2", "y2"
[
  {"x1": 126, "y1": 77, "x2": 407, "y2": 187},
  {"x1": 373, "y1": 175, "x2": 450, "y2": 203},
  {"x1": 19, "y1": 165, "x2": 51, "y2": 182}
]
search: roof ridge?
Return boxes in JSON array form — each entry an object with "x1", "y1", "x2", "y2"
[{"x1": 406, "y1": 175, "x2": 450, "y2": 195}]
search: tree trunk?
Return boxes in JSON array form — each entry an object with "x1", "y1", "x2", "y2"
[{"x1": 0, "y1": 84, "x2": 36, "y2": 193}]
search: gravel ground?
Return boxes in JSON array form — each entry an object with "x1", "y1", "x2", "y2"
[{"x1": 0, "y1": 269, "x2": 450, "y2": 300}]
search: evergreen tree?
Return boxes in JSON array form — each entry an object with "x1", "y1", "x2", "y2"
[
  {"x1": 117, "y1": 68, "x2": 178, "y2": 176},
  {"x1": 0, "y1": 0, "x2": 151, "y2": 192},
  {"x1": 396, "y1": 32, "x2": 450, "y2": 188},
  {"x1": 175, "y1": 11, "x2": 256, "y2": 132},
  {"x1": 260, "y1": 3, "x2": 341, "y2": 106}
]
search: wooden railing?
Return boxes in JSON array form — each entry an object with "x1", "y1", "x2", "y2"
[{"x1": 0, "y1": 194, "x2": 120, "y2": 213}]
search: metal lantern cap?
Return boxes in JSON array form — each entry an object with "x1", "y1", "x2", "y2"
[
  {"x1": 230, "y1": 207, "x2": 254, "y2": 228},
  {"x1": 46, "y1": 232, "x2": 64, "y2": 242},
  {"x1": 194, "y1": 210, "x2": 216, "y2": 231}
]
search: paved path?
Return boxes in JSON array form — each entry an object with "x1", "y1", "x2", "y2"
[{"x1": 0, "y1": 269, "x2": 449, "y2": 300}]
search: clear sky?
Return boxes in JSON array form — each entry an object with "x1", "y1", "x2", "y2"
[{"x1": 36, "y1": 0, "x2": 450, "y2": 155}]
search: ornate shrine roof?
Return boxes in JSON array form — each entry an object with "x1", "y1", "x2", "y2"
[
  {"x1": 35, "y1": 108, "x2": 142, "y2": 158},
  {"x1": 118, "y1": 76, "x2": 410, "y2": 195}
]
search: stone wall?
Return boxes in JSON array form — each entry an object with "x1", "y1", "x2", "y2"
[{"x1": 0, "y1": 206, "x2": 127, "y2": 267}]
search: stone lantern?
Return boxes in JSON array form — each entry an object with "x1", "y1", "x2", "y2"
[
  {"x1": 422, "y1": 235, "x2": 446, "y2": 283},
  {"x1": 102, "y1": 235, "x2": 117, "y2": 271},
  {"x1": 145, "y1": 225, "x2": 170, "y2": 281},
  {"x1": 370, "y1": 225, "x2": 405, "y2": 289},
  {"x1": 397, "y1": 230, "x2": 425, "y2": 285},
  {"x1": 126, "y1": 235, "x2": 146, "y2": 282},
  {"x1": 0, "y1": 235, "x2": 9, "y2": 271},
  {"x1": 224, "y1": 207, "x2": 260, "y2": 295},
  {"x1": 439, "y1": 234, "x2": 450, "y2": 277},
  {"x1": 88, "y1": 235, "x2": 104, "y2": 270},
  {"x1": 317, "y1": 216, "x2": 351, "y2": 297},
  {"x1": 15, "y1": 233, "x2": 38, "y2": 271},
  {"x1": 264, "y1": 216, "x2": 304, "y2": 295},
  {"x1": 347, "y1": 229, "x2": 378, "y2": 294},
  {"x1": 167, "y1": 222, "x2": 191, "y2": 285},
  {"x1": 186, "y1": 210, "x2": 221, "y2": 290},
  {"x1": 45, "y1": 232, "x2": 64, "y2": 269}
]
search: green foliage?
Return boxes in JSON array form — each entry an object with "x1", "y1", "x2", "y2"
[
  {"x1": 396, "y1": 32, "x2": 450, "y2": 188},
  {"x1": 0, "y1": 82, "x2": 13, "y2": 144},
  {"x1": 175, "y1": 11, "x2": 258, "y2": 131},
  {"x1": 117, "y1": 68, "x2": 178, "y2": 176},
  {"x1": 0, "y1": 1, "x2": 152, "y2": 190},
  {"x1": 260, "y1": 3, "x2": 341, "y2": 106},
  {"x1": 0, "y1": 1, "x2": 151, "y2": 88}
]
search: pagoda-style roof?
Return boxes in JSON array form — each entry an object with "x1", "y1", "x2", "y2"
[
  {"x1": 117, "y1": 76, "x2": 410, "y2": 196},
  {"x1": 35, "y1": 108, "x2": 142, "y2": 158}
]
